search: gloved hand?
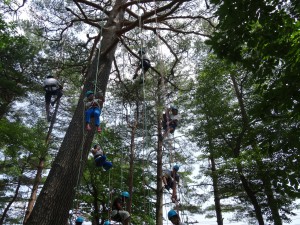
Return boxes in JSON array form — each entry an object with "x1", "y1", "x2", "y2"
[{"x1": 165, "y1": 185, "x2": 170, "y2": 191}]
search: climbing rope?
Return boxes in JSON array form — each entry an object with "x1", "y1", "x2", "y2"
[{"x1": 69, "y1": 17, "x2": 105, "y2": 218}]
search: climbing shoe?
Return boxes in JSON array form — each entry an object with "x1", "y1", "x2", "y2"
[
  {"x1": 97, "y1": 126, "x2": 102, "y2": 133},
  {"x1": 86, "y1": 124, "x2": 91, "y2": 131}
]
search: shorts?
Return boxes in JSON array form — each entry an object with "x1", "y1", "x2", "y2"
[
  {"x1": 162, "y1": 122, "x2": 177, "y2": 132},
  {"x1": 45, "y1": 89, "x2": 63, "y2": 104},
  {"x1": 111, "y1": 210, "x2": 130, "y2": 222},
  {"x1": 140, "y1": 60, "x2": 151, "y2": 72}
]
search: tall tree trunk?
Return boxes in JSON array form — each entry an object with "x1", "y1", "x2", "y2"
[
  {"x1": 127, "y1": 122, "x2": 136, "y2": 214},
  {"x1": 261, "y1": 174, "x2": 282, "y2": 225},
  {"x1": 236, "y1": 162, "x2": 265, "y2": 225},
  {"x1": 0, "y1": 166, "x2": 25, "y2": 225},
  {"x1": 25, "y1": 1, "x2": 126, "y2": 224},
  {"x1": 256, "y1": 154, "x2": 282, "y2": 225},
  {"x1": 92, "y1": 183, "x2": 100, "y2": 225},
  {"x1": 156, "y1": 72, "x2": 164, "y2": 225},
  {"x1": 230, "y1": 73, "x2": 265, "y2": 225},
  {"x1": 209, "y1": 152, "x2": 223, "y2": 225}
]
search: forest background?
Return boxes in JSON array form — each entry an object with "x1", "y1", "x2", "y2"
[{"x1": 0, "y1": 0, "x2": 300, "y2": 225}]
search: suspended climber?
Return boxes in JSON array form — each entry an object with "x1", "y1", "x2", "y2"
[
  {"x1": 91, "y1": 144, "x2": 113, "y2": 171},
  {"x1": 162, "y1": 165, "x2": 180, "y2": 203},
  {"x1": 43, "y1": 75, "x2": 63, "y2": 122},
  {"x1": 133, "y1": 48, "x2": 151, "y2": 80},
  {"x1": 162, "y1": 106, "x2": 180, "y2": 139},
  {"x1": 111, "y1": 191, "x2": 131, "y2": 225},
  {"x1": 168, "y1": 209, "x2": 186, "y2": 225},
  {"x1": 84, "y1": 90, "x2": 105, "y2": 133}
]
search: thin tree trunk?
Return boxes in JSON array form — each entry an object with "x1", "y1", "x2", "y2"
[
  {"x1": 127, "y1": 121, "x2": 136, "y2": 214},
  {"x1": 0, "y1": 167, "x2": 25, "y2": 225},
  {"x1": 230, "y1": 73, "x2": 265, "y2": 225},
  {"x1": 23, "y1": 159, "x2": 44, "y2": 224},
  {"x1": 23, "y1": 100, "x2": 61, "y2": 224},
  {"x1": 156, "y1": 73, "x2": 164, "y2": 225},
  {"x1": 209, "y1": 154, "x2": 223, "y2": 225},
  {"x1": 236, "y1": 162, "x2": 265, "y2": 225},
  {"x1": 92, "y1": 183, "x2": 100, "y2": 225},
  {"x1": 24, "y1": 1, "x2": 126, "y2": 224},
  {"x1": 256, "y1": 154, "x2": 282, "y2": 225}
]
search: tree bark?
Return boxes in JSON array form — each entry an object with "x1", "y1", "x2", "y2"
[{"x1": 24, "y1": 0, "x2": 126, "y2": 224}]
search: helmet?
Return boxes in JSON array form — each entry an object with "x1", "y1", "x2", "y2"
[
  {"x1": 76, "y1": 217, "x2": 84, "y2": 222},
  {"x1": 46, "y1": 75, "x2": 54, "y2": 79},
  {"x1": 104, "y1": 220, "x2": 111, "y2": 225},
  {"x1": 121, "y1": 191, "x2": 130, "y2": 198},
  {"x1": 168, "y1": 209, "x2": 178, "y2": 220},
  {"x1": 93, "y1": 144, "x2": 100, "y2": 149},
  {"x1": 170, "y1": 106, "x2": 178, "y2": 111},
  {"x1": 86, "y1": 90, "x2": 94, "y2": 97},
  {"x1": 173, "y1": 165, "x2": 180, "y2": 172}
]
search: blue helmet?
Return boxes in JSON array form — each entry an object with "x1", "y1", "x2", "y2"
[
  {"x1": 168, "y1": 209, "x2": 178, "y2": 220},
  {"x1": 104, "y1": 220, "x2": 111, "y2": 225},
  {"x1": 86, "y1": 90, "x2": 94, "y2": 97},
  {"x1": 121, "y1": 191, "x2": 130, "y2": 198},
  {"x1": 76, "y1": 217, "x2": 84, "y2": 222},
  {"x1": 173, "y1": 165, "x2": 180, "y2": 172}
]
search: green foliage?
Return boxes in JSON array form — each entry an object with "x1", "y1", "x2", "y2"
[
  {"x1": 191, "y1": 54, "x2": 300, "y2": 223},
  {"x1": 0, "y1": 118, "x2": 50, "y2": 224},
  {"x1": 0, "y1": 15, "x2": 39, "y2": 118},
  {"x1": 206, "y1": 0, "x2": 300, "y2": 118}
]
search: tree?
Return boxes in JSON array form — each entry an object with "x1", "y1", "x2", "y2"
[
  {"x1": 0, "y1": 119, "x2": 49, "y2": 225},
  {"x1": 24, "y1": 0, "x2": 212, "y2": 224},
  {"x1": 0, "y1": 15, "x2": 39, "y2": 119},
  {"x1": 206, "y1": 0, "x2": 300, "y2": 118},
  {"x1": 191, "y1": 54, "x2": 300, "y2": 224}
]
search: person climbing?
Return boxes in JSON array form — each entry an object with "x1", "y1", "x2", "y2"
[
  {"x1": 162, "y1": 106, "x2": 180, "y2": 139},
  {"x1": 43, "y1": 75, "x2": 63, "y2": 122},
  {"x1": 162, "y1": 165, "x2": 180, "y2": 203},
  {"x1": 75, "y1": 216, "x2": 84, "y2": 225},
  {"x1": 111, "y1": 191, "x2": 130, "y2": 225},
  {"x1": 91, "y1": 144, "x2": 113, "y2": 171},
  {"x1": 84, "y1": 90, "x2": 104, "y2": 133},
  {"x1": 133, "y1": 48, "x2": 151, "y2": 80},
  {"x1": 120, "y1": 191, "x2": 130, "y2": 205},
  {"x1": 168, "y1": 210, "x2": 186, "y2": 225}
]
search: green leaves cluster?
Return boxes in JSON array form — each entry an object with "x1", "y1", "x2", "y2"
[{"x1": 0, "y1": 15, "x2": 39, "y2": 119}]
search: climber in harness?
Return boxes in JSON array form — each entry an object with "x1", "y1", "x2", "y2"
[
  {"x1": 168, "y1": 210, "x2": 186, "y2": 225},
  {"x1": 111, "y1": 191, "x2": 130, "y2": 225},
  {"x1": 91, "y1": 144, "x2": 113, "y2": 171},
  {"x1": 162, "y1": 165, "x2": 180, "y2": 203},
  {"x1": 84, "y1": 90, "x2": 104, "y2": 133},
  {"x1": 43, "y1": 75, "x2": 63, "y2": 122},
  {"x1": 133, "y1": 48, "x2": 151, "y2": 80},
  {"x1": 162, "y1": 106, "x2": 180, "y2": 139}
]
